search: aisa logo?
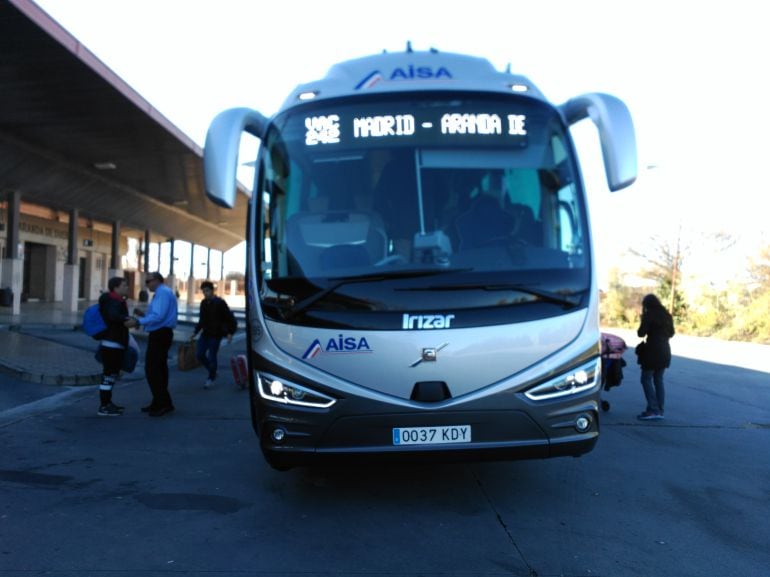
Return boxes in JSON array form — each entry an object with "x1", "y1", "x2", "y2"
[
  {"x1": 302, "y1": 335, "x2": 373, "y2": 359},
  {"x1": 356, "y1": 66, "x2": 453, "y2": 89}
]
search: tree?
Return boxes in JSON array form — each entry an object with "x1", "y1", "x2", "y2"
[
  {"x1": 628, "y1": 232, "x2": 688, "y2": 323},
  {"x1": 681, "y1": 282, "x2": 735, "y2": 338},
  {"x1": 747, "y1": 243, "x2": 770, "y2": 286},
  {"x1": 599, "y1": 268, "x2": 646, "y2": 328},
  {"x1": 628, "y1": 230, "x2": 737, "y2": 327},
  {"x1": 734, "y1": 244, "x2": 770, "y2": 343}
]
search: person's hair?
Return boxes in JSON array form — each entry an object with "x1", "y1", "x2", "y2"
[
  {"x1": 148, "y1": 272, "x2": 164, "y2": 282},
  {"x1": 642, "y1": 293, "x2": 664, "y2": 311},
  {"x1": 642, "y1": 293, "x2": 672, "y2": 326},
  {"x1": 200, "y1": 281, "x2": 215, "y2": 291},
  {"x1": 108, "y1": 276, "x2": 126, "y2": 291}
]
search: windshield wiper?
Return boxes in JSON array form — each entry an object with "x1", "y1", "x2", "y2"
[
  {"x1": 284, "y1": 268, "x2": 472, "y2": 319},
  {"x1": 399, "y1": 283, "x2": 584, "y2": 308}
]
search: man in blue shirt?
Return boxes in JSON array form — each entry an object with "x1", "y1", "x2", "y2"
[{"x1": 126, "y1": 272, "x2": 178, "y2": 417}]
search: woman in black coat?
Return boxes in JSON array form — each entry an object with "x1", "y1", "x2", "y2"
[{"x1": 636, "y1": 293, "x2": 675, "y2": 420}]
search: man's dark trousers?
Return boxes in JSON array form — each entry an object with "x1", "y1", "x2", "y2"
[{"x1": 146, "y1": 327, "x2": 174, "y2": 408}]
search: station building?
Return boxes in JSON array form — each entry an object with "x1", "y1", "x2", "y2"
[{"x1": 0, "y1": 0, "x2": 249, "y2": 313}]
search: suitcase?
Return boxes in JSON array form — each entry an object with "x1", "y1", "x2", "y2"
[{"x1": 230, "y1": 354, "x2": 248, "y2": 389}]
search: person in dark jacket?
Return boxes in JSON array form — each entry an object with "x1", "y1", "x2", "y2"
[
  {"x1": 190, "y1": 281, "x2": 236, "y2": 388},
  {"x1": 635, "y1": 293, "x2": 675, "y2": 420},
  {"x1": 96, "y1": 277, "x2": 131, "y2": 416}
]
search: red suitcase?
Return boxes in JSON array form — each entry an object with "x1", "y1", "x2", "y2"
[{"x1": 230, "y1": 354, "x2": 248, "y2": 389}]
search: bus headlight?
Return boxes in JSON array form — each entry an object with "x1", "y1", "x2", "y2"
[
  {"x1": 524, "y1": 359, "x2": 600, "y2": 401},
  {"x1": 257, "y1": 372, "x2": 336, "y2": 408}
]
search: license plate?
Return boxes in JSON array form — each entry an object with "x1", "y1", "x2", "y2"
[{"x1": 392, "y1": 425, "x2": 471, "y2": 446}]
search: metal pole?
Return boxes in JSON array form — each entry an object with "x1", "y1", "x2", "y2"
[
  {"x1": 169, "y1": 238, "x2": 175, "y2": 276},
  {"x1": 670, "y1": 224, "x2": 681, "y2": 315},
  {"x1": 143, "y1": 230, "x2": 150, "y2": 273},
  {"x1": 111, "y1": 220, "x2": 121, "y2": 270},
  {"x1": 189, "y1": 243, "x2": 195, "y2": 280},
  {"x1": 68, "y1": 208, "x2": 78, "y2": 265},
  {"x1": 6, "y1": 190, "x2": 21, "y2": 260}
]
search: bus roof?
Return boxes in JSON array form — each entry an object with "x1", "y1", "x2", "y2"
[{"x1": 280, "y1": 48, "x2": 546, "y2": 112}]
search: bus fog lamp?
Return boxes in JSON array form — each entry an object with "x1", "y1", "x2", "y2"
[
  {"x1": 575, "y1": 415, "x2": 591, "y2": 432},
  {"x1": 271, "y1": 428, "x2": 286, "y2": 442}
]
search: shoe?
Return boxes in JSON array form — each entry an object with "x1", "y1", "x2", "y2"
[
  {"x1": 98, "y1": 403, "x2": 124, "y2": 417},
  {"x1": 203, "y1": 378, "x2": 214, "y2": 389},
  {"x1": 637, "y1": 410, "x2": 660, "y2": 421},
  {"x1": 148, "y1": 405, "x2": 175, "y2": 417},
  {"x1": 111, "y1": 403, "x2": 125, "y2": 413},
  {"x1": 141, "y1": 403, "x2": 156, "y2": 413}
]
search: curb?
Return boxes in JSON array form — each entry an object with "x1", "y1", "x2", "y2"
[
  {"x1": 0, "y1": 324, "x2": 245, "y2": 386},
  {"x1": 0, "y1": 364, "x2": 102, "y2": 386}
]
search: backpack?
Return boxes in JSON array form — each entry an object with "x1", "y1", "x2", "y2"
[
  {"x1": 82, "y1": 303, "x2": 108, "y2": 339},
  {"x1": 226, "y1": 308, "x2": 238, "y2": 335},
  {"x1": 603, "y1": 357, "x2": 627, "y2": 390},
  {"x1": 214, "y1": 297, "x2": 237, "y2": 336}
]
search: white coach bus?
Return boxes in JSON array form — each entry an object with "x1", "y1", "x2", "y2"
[{"x1": 203, "y1": 47, "x2": 636, "y2": 470}]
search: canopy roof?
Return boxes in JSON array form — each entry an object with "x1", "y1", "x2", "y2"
[{"x1": 0, "y1": 0, "x2": 248, "y2": 251}]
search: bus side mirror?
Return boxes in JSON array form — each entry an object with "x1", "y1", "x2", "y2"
[
  {"x1": 203, "y1": 107, "x2": 267, "y2": 208},
  {"x1": 560, "y1": 93, "x2": 637, "y2": 192}
]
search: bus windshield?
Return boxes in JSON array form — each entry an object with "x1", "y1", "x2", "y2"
[{"x1": 257, "y1": 93, "x2": 590, "y2": 322}]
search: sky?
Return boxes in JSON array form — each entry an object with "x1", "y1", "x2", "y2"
[{"x1": 31, "y1": 0, "x2": 770, "y2": 286}]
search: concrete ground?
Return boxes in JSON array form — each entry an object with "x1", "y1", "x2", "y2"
[{"x1": 0, "y1": 299, "x2": 245, "y2": 414}]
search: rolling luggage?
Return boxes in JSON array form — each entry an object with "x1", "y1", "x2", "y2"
[
  {"x1": 600, "y1": 332, "x2": 627, "y2": 412},
  {"x1": 230, "y1": 354, "x2": 248, "y2": 389}
]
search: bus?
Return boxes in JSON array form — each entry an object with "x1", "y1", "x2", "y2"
[{"x1": 203, "y1": 47, "x2": 637, "y2": 470}]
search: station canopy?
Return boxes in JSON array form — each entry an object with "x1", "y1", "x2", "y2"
[{"x1": 0, "y1": 0, "x2": 248, "y2": 252}]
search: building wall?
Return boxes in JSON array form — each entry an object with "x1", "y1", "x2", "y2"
[{"x1": 6, "y1": 214, "x2": 133, "y2": 302}]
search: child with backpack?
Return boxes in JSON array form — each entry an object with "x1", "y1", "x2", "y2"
[{"x1": 93, "y1": 277, "x2": 132, "y2": 416}]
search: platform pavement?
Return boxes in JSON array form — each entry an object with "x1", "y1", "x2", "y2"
[{"x1": 0, "y1": 299, "x2": 245, "y2": 386}]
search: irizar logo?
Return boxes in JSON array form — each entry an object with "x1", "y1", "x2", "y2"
[
  {"x1": 402, "y1": 313, "x2": 455, "y2": 330},
  {"x1": 356, "y1": 66, "x2": 453, "y2": 89},
  {"x1": 302, "y1": 335, "x2": 373, "y2": 359}
]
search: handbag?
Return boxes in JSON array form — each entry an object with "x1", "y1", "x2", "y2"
[
  {"x1": 177, "y1": 341, "x2": 200, "y2": 371},
  {"x1": 634, "y1": 340, "x2": 647, "y2": 365}
]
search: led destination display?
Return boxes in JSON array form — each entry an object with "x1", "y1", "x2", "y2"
[{"x1": 304, "y1": 111, "x2": 528, "y2": 147}]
